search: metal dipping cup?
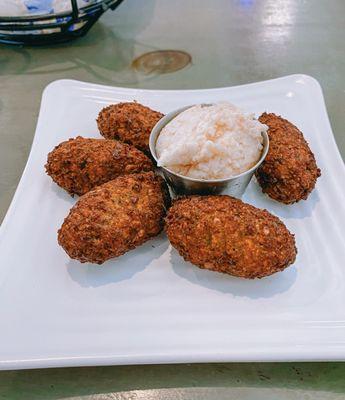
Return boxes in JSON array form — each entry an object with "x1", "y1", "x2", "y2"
[{"x1": 149, "y1": 104, "x2": 269, "y2": 198}]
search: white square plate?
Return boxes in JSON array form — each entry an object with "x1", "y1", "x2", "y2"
[{"x1": 1, "y1": 75, "x2": 345, "y2": 370}]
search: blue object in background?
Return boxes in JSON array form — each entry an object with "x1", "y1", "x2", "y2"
[
  {"x1": 24, "y1": 0, "x2": 54, "y2": 14},
  {"x1": 239, "y1": 0, "x2": 254, "y2": 7}
]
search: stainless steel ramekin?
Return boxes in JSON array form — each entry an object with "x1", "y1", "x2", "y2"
[{"x1": 149, "y1": 104, "x2": 269, "y2": 198}]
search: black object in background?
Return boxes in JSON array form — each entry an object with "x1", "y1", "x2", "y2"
[{"x1": 0, "y1": 0, "x2": 125, "y2": 45}]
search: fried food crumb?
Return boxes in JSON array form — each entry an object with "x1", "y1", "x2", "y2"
[
  {"x1": 58, "y1": 172, "x2": 170, "y2": 264},
  {"x1": 97, "y1": 102, "x2": 163, "y2": 154},
  {"x1": 255, "y1": 113, "x2": 321, "y2": 204},
  {"x1": 165, "y1": 195, "x2": 297, "y2": 279},
  {"x1": 45, "y1": 136, "x2": 153, "y2": 196}
]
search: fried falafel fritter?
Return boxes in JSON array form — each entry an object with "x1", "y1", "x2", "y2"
[
  {"x1": 45, "y1": 136, "x2": 153, "y2": 196},
  {"x1": 255, "y1": 113, "x2": 321, "y2": 204},
  {"x1": 97, "y1": 102, "x2": 164, "y2": 154},
  {"x1": 58, "y1": 172, "x2": 170, "y2": 264},
  {"x1": 165, "y1": 196, "x2": 297, "y2": 279}
]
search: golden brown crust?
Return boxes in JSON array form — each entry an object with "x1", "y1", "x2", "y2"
[
  {"x1": 255, "y1": 113, "x2": 321, "y2": 204},
  {"x1": 58, "y1": 172, "x2": 170, "y2": 264},
  {"x1": 45, "y1": 136, "x2": 153, "y2": 196},
  {"x1": 97, "y1": 102, "x2": 164, "y2": 154},
  {"x1": 165, "y1": 195, "x2": 297, "y2": 279}
]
